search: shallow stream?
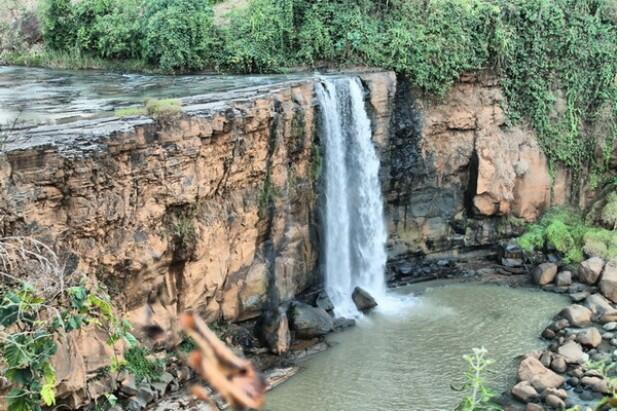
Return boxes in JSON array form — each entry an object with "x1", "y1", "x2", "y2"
[{"x1": 265, "y1": 283, "x2": 566, "y2": 411}]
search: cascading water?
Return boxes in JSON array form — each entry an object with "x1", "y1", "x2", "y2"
[{"x1": 316, "y1": 77, "x2": 389, "y2": 318}]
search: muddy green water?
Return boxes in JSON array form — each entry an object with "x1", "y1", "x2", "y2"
[{"x1": 265, "y1": 283, "x2": 566, "y2": 411}]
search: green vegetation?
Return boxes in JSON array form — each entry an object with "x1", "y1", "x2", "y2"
[
  {"x1": 517, "y1": 207, "x2": 617, "y2": 263},
  {"x1": 0, "y1": 0, "x2": 613, "y2": 179},
  {"x1": 122, "y1": 346, "x2": 165, "y2": 384},
  {"x1": 24, "y1": 0, "x2": 615, "y2": 176},
  {"x1": 0, "y1": 283, "x2": 136, "y2": 411},
  {"x1": 114, "y1": 106, "x2": 147, "y2": 118},
  {"x1": 145, "y1": 98, "x2": 182, "y2": 119},
  {"x1": 114, "y1": 98, "x2": 182, "y2": 120},
  {"x1": 454, "y1": 347, "x2": 502, "y2": 411}
]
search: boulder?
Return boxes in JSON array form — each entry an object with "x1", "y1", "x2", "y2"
[
  {"x1": 579, "y1": 257, "x2": 605, "y2": 284},
  {"x1": 533, "y1": 263, "x2": 558, "y2": 285},
  {"x1": 352, "y1": 287, "x2": 378, "y2": 312},
  {"x1": 333, "y1": 317, "x2": 356, "y2": 330},
  {"x1": 581, "y1": 376, "x2": 610, "y2": 394},
  {"x1": 518, "y1": 357, "x2": 564, "y2": 390},
  {"x1": 289, "y1": 302, "x2": 334, "y2": 339},
  {"x1": 584, "y1": 293, "x2": 617, "y2": 323},
  {"x1": 559, "y1": 305, "x2": 592, "y2": 327},
  {"x1": 557, "y1": 341, "x2": 585, "y2": 364},
  {"x1": 576, "y1": 328, "x2": 602, "y2": 348},
  {"x1": 260, "y1": 306, "x2": 291, "y2": 354},
  {"x1": 555, "y1": 271, "x2": 572, "y2": 287},
  {"x1": 600, "y1": 259, "x2": 617, "y2": 302},
  {"x1": 512, "y1": 381, "x2": 539, "y2": 402},
  {"x1": 315, "y1": 291, "x2": 335, "y2": 312}
]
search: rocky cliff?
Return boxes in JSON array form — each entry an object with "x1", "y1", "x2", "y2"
[
  {"x1": 0, "y1": 69, "x2": 566, "y2": 406},
  {"x1": 387, "y1": 72, "x2": 569, "y2": 266}
]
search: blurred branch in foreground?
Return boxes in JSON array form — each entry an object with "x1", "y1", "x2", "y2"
[{"x1": 180, "y1": 312, "x2": 266, "y2": 410}]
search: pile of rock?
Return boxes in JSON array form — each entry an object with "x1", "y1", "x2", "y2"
[
  {"x1": 260, "y1": 288, "x2": 378, "y2": 354},
  {"x1": 512, "y1": 256, "x2": 617, "y2": 409}
]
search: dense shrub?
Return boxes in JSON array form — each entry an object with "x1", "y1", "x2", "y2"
[
  {"x1": 37, "y1": 0, "x2": 617, "y2": 173},
  {"x1": 517, "y1": 208, "x2": 617, "y2": 263},
  {"x1": 40, "y1": 0, "x2": 218, "y2": 71},
  {"x1": 142, "y1": 0, "x2": 219, "y2": 71}
]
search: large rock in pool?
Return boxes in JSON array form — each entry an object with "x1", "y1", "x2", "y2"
[
  {"x1": 352, "y1": 287, "x2": 378, "y2": 312},
  {"x1": 600, "y1": 259, "x2": 617, "y2": 302},
  {"x1": 289, "y1": 302, "x2": 334, "y2": 339},
  {"x1": 532, "y1": 262, "x2": 558, "y2": 285},
  {"x1": 579, "y1": 257, "x2": 605, "y2": 284}
]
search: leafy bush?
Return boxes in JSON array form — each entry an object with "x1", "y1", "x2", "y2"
[
  {"x1": 40, "y1": 0, "x2": 219, "y2": 71},
  {"x1": 33, "y1": 0, "x2": 617, "y2": 176},
  {"x1": 123, "y1": 346, "x2": 164, "y2": 384},
  {"x1": 517, "y1": 208, "x2": 617, "y2": 263},
  {"x1": 142, "y1": 0, "x2": 219, "y2": 71}
]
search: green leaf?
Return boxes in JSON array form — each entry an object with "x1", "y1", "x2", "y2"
[
  {"x1": 40, "y1": 383, "x2": 56, "y2": 406},
  {"x1": 4, "y1": 340, "x2": 31, "y2": 368},
  {"x1": 5, "y1": 368, "x2": 34, "y2": 385},
  {"x1": 7, "y1": 388, "x2": 36, "y2": 411}
]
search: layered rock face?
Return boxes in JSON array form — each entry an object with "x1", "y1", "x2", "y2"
[
  {"x1": 1, "y1": 81, "x2": 326, "y2": 327},
  {"x1": 0, "y1": 73, "x2": 396, "y2": 326},
  {"x1": 387, "y1": 72, "x2": 566, "y2": 259}
]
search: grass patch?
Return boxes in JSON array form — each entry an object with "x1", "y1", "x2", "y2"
[
  {"x1": 114, "y1": 98, "x2": 182, "y2": 120},
  {"x1": 145, "y1": 98, "x2": 182, "y2": 119},
  {"x1": 114, "y1": 106, "x2": 147, "y2": 118}
]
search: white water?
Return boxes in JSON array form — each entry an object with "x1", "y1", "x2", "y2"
[{"x1": 317, "y1": 77, "x2": 389, "y2": 318}]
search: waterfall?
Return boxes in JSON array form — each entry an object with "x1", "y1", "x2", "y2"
[{"x1": 316, "y1": 77, "x2": 389, "y2": 318}]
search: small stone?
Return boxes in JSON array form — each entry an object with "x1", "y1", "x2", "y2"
[
  {"x1": 570, "y1": 367, "x2": 584, "y2": 378},
  {"x1": 602, "y1": 332, "x2": 614, "y2": 340},
  {"x1": 553, "y1": 319, "x2": 570, "y2": 330},
  {"x1": 512, "y1": 380, "x2": 539, "y2": 402},
  {"x1": 533, "y1": 262, "x2": 559, "y2": 285},
  {"x1": 526, "y1": 403, "x2": 544, "y2": 411},
  {"x1": 540, "y1": 351, "x2": 552, "y2": 368},
  {"x1": 556, "y1": 271, "x2": 573, "y2": 287},
  {"x1": 604, "y1": 321, "x2": 617, "y2": 331},
  {"x1": 542, "y1": 327, "x2": 556, "y2": 339},
  {"x1": 545, "y1": 387, "x2": 568, "y2": 399},
  {"x1": 568, "y1": 377, "x2": 580, "y2": 386},
  {"x1": 545, "y1": 393, "x2": 565, "y2": 409},
  {"x1": 550, "y1": 356, "x2": 567, "y2": 373},
  {"x1": 577, "y1": 328, "x2": 602, "y2": 348},
  {"x1": 570, "y1": 291, "x2": 590, "y2": 302},
  {"x1": 610, "y1": 338, "x2": 617, "y2": 346}
]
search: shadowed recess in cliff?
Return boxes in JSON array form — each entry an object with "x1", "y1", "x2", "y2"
[{"x1": 316, "y1": 77, "x2": 389, "y2": 318}]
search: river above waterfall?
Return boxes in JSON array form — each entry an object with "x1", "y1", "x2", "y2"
[
  {"x1": 265, "y1": 282, "x2": 566, "y2": 411},
  {"x1": 0, "y1": 65, "x2": 307, "y2": 128}
]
